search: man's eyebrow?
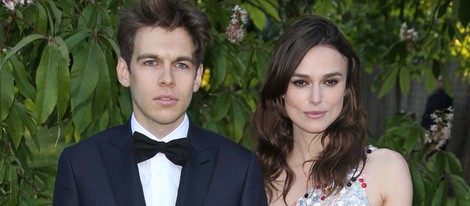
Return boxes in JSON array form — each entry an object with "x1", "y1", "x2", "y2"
[
  {"x1": 175, "y1": 56, "x2": 195, "y2": 63},
  {"x1": 135, "y1": 54, "x2": 195, "y2": 64},
  {"x1": 136, "y1": 53, "x2": 159, "y2": 62}
]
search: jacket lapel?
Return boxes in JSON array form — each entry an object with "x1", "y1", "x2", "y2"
[
  {"x1": 176, "y1": 123, "x2": 218, "y2": 206},
  {"x1": 99, "y1": 122, "x2": 146, "y2": 206}
]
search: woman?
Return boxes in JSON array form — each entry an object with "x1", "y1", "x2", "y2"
[{"x1": 254, "y1": 15, "x2": 412, "y2": 205}]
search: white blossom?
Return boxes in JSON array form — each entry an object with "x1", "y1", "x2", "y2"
[
  {"x1": 226, "y1": 5, "x2": 248, "y2": 44},
  {"x1": 3, "y1": 0, "x2": 15, "y2": 10},
  {"x1": 2, "y1": 0, "x2": 34, "y2": 11},
  {"x1": 424, "y1": 106, "x2": 453, "y2": 151},
  {"x1": 399, "y1": 22, "x2": 419, "y2": 42}
]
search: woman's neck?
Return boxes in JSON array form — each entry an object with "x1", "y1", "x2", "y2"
[{"x1": 289, "y1": 131, "x2": 326, "y2": 164}]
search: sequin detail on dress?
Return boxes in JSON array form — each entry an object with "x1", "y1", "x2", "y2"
[{"x1": 291, "y1": 145, "x2": 377, "y2": 206}]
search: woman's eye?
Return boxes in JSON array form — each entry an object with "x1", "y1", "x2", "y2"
[
  {"x1": 324, "y1": 79, "x2": 338, "y2": 86},
  {"x1": 292, "y1": 80, "x2": 308, "y2": 87}
]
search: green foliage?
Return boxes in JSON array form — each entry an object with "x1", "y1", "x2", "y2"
[
  {"x1": 1, "y1": 0, "x2": 469, "y2": 205},
  {"x1": 375, "y1": 113, "x2": 470, "y2": 205}
]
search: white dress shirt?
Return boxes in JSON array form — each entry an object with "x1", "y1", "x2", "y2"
[{"x1": 131, "y1": 113, "x2": 189, "y2": 206}]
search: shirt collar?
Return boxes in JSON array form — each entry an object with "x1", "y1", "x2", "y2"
[{"x1": 130, "y1": 113, "x2": 189, "y2": 143}]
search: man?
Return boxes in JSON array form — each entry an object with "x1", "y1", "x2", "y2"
[
  {"x1": 421, "y1": 76, "x2": 453, "y2": 130},
  {"x1": 53, "y1": 0, "x2": 267, "y2": 205}
]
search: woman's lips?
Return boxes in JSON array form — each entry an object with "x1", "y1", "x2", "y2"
[{"x1": 304, "y1": 111, "x2": 326, "y2": 119}]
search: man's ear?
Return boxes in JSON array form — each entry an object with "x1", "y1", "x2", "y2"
[
  {"x1": 117, "y1": 57, "x2": 130, "y2": 87},
  {"x1": 193, "y1": 64, "x2": 203, "y2": 92}
]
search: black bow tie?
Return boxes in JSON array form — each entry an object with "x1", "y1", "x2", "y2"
[{"x1": 132, "y1": 132, "x2": 189, "y2": 166}]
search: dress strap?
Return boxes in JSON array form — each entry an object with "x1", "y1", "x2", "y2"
[{"x1": 366, "y1": 145, "x2": 378, "y2": 154}]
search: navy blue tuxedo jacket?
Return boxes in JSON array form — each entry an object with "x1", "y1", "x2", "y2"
[{"x1": 53, "y1": 121, "x2": 268, "y2": 206}]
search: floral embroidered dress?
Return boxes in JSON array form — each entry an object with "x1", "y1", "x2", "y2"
[{"x1": 291, "y1": 145, "x2": 377, "y2": 206}]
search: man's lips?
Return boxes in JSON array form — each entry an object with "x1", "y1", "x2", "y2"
[{"x1": 154, "y1": 95, "x2": 178, "y2": 105}]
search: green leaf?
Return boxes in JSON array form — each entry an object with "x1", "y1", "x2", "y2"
[
  {"x1": 70, "y1": 40, "x2": 100, "y2": 109},
  {"x1": 410, "y1": 162, "x2": 425, "y2": 205},
  {"x1": 118, "y1": 88, "x2": 132, "y2": 119},
  {"x1": 399, "y1": 66, "x2": 410, "y2": 96},
  {"x1": 209, "y1": 93, "x2": 231, "y2": 121},
  {"x1": 424, "y1": 65, "x2": 436, "y2": 92},
  {"x1": 442, "y1": 151, "x2": 463, "y2": 175},
  {"x1": 0, "y1": 157, "x2": 5, "y2": 183},
  {"x1": 255, "y1": 49, "x2": 269, "y2": 81},
  {"x1": 6, "y1": 102, "x2": 24, "y2": 149},
  {"x1": 102, "y1": 35, "x2": 121, "y2": 57},
  {"x1": 6, "y1": 166, "x2": 19, "y2": 206},
  {"x1": 54, "y1": 0, "x2": 74, "y2": 16},
  {"x1": 258, "y1": 0, "x2": 280, "y2": 21},
  {"x1": 315, "y1": 0, "x2": 334, "y2": 16},
  {"x1": 53, "y1": 37, "x2": 71, "y2": 120},
  {"x1": 431, "y1": 181, "x2": 446, "y2": 206},
  {"x1": 44, "y1": 0, "x2": 63, "y2": 33},
  {"x1": 65, "y1": 29, "x2": 90, "y2": 50},
  {"x1": 439, "y1": 64, "x2": 453, "y2": 96},
  {"x1": 10, "y1": 56, "x2": 35, "y2": 100},
  {"x1": 0, "y1": 34, "x2": 44, "y2": 70},
  {"x1": 212, "y1": 48, "x2": 227, "y2": 87},
  {"x1": 431, "y1": 152, "x2": 446, "y2": 178},
  {"x1": 72, "y1": 98, "x2": 92, "y2": 137},
  {"x1": 227, "y1": 53, "x2": 245, "y2": 86},
  {"x1": 15, "y1": 102, "x2": 37, "y2": 143},
  {"x1": 96, "y1": 109, "x2": 110, "y2": 132},
  {"x1": 33, "y1": 1, "x2": 48, "y2": 34},
  {"x1": 13, "y1": 9, "x2": 27, "y2": 32},
  {"x1": 402, "y1": 126, "x2": 420, "y2": 155},
  {"x1": 78, "y1": 4, "x2": 99, "y2": 29},
  {"x1": 449, "y1": 175, "x2": 470, "y2": 205},
  {"x1": 457, "y1": 0, "x2": 470, "y2": 26},
  {"x1": 0, "y1": 61, "x2": 14, "y2": 122},
  {"x1": 378, "y1": 66, "x2": 399, "y2": 98},
  {"x1": 243, "y1": 2, "x2": 266, "y2": 30},
  {"x1": 382, "y1": 41, "x2": 407, "y2": 61},
  {"x1": 93, "y1": 43, "x2": 111, "y2": 114},
  {"x1": 65, "y1": 122, "x2": 74, "y2": 144},
  {"x1": 230, "y1": 97, "x2": 246, "y2": 142},
  {"x1": 437, "y1": 0, "x2": 451, "y2": 18},
  {"x1": 35, "y1": 43, "x2": 60, "y2": 124}
]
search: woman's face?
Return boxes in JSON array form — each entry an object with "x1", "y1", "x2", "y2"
[{"x1": 284, "y1": 45, "x2": 347, "y2": 137}]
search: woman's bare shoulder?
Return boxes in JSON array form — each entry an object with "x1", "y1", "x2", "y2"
[
  {"x1": 368, "y1": 148, "x2": 408, "y2": 167},
  {"x1": 365, "y1": 148, "x2": 413, "y2": 206}
]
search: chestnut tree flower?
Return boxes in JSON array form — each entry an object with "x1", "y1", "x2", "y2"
[
  {"x1": 400, "y1": 22, "x2": 419, "y2": 51},
  {"x1": 2, "y1": 0, "x2": 34, "y2": 11},
  {"x1": 226, "y1": 5, "x2": 248, "y2": 44},
  {"x1": 424, "y1": 106, "x2": 453, "y2": 151}
]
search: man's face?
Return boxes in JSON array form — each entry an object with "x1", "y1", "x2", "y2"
[{"x1": 117, "y1": 26, "x2": 202, "y2": 138}]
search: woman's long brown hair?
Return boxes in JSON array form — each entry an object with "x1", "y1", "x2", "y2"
[{"x1": 254, "y1": 15, "x2": 367, "y2": 204}]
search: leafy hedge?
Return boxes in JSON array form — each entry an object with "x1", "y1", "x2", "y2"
[{"x1": 1, "y1": 0, "x2": 469, "y2": 205}]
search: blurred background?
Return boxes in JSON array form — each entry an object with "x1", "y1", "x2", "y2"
[{"x1": 1, "y1": 0, "x2": 469, "y2": 205}]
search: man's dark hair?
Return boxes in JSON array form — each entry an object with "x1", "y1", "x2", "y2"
[{"x1": 117, "y1": 0, "x2": 212, "y2": 68}]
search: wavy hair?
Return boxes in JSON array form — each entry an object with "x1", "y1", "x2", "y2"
[
  {"x1": 254, "y1": 15, "x2": 367, "y2": 203},
  {"x1": 117, "y1": 0, "x2": 212, "y2": 68}
]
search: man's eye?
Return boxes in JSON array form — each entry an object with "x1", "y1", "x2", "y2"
[
  {"x1": 144, "y1": 60, "x2": 158, "y2": 66},
  {"x1": 175, "y1": 63, "x2": 188, "y2": 69}
]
